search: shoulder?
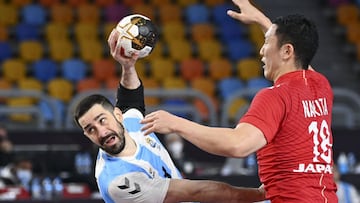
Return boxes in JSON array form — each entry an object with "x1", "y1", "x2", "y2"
[{"x1": 124, "y1": 108, "x2": 144, "y2": 119}]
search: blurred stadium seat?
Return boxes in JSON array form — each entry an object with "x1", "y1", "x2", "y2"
[
  {"x1": 0, "y1": 42, "x2": 12, "y2": 62},
  {"x1": 92, "y1": 58, "x2": 117, "y2": 82},
  {"x1": 0, "y1": 3, "x2": 18, "y2": 26},
  {"x1": 61, "y1": 59, "x2": 88, "y2": 83},
  {"x1": 196, "y1": 39, "x2": 223, "y2": 61},
  {"x1": 149, "y1": 57, "x2": 176, "y2": 82},
  {"x1": 77, "y1": 77, "x2": 102, "y2": 93},
  {"x1": 158, "y1": 3, "x2": 183, "y2": 24},
  {"x1": 236, "y1": 57, "x2": 262, "y2": 81},
  {"x1": 19, "y1": 40, "x2": 44, "y2": 63},
  {"x1": 48, "y1": 39, "x2": 74, "y2": 62},
  {"x1": 225, "y1": 39, "x2": 254, "y2": 61},
  {"x1": 77, "y1": 3, "x2": 101, "y2": 24},
  {"x1": 15, "y1": 23, "x2": 41, "y2": 41},
  {"x1": 50, "y1": 3, "x2": 74, "y2": 25},
  {"x1": 47, "y1": 78, "x2": 74, "y2": 103},
  {"x1": 184, "y1": 3, "x2": 211, "y2": 25},
  {"x1": 179, "y1": 57, "x2": 205, "y2": 81},
  {"x1": 32, "y1": 59, "x2": 58, "y2": 83},
  {"x1": 103, "y1": 3, "x2": 129, "y2": 23},
  {"x1": 208, "y1": 57, "x2": 233, "y2": 81},
  {"x1": 2, "y1": 58, "x2": 27, "y2": 83},
  {"x1": 21, "y1": 4, "x2": 47, "y2": 26},
  {"x1": 217, "y1": 77, "x2": 245, "y2": 100}
]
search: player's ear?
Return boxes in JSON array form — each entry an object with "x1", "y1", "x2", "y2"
[
  {"x1": 113, "y1": 107, "x2": 123, "y2": 122},
  {"x1": 281, "y1": 43, "x2": 294, "y2": 60}
]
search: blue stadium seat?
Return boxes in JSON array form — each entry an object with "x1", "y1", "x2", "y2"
[
  {"x1": 247, "y1": 77, "x2": 272, "y2": 89},
  {"x1": 15, "y1": 23, "x2": 41, "y2": 41},
  {"x1": 0, "y1": 42, "x2": 12, "y2": 62},
  {"x1": 225, "y1": 39, "x2": 254, "y2": 61},
  {"x1": 21, "y1": 4, "x2": 47, "y2": 26},
  {"x1": 212, "y1": 3, "x2": 237, "y2": 25},
  {"x1": 184, "y1": 3, "x2": 211, "y2": 25},
  {"x1": 32, "y1": 59, "x2": 58, "y2": 83},
  {"x1": 217, "y1": 77, "x2": 245, "y2": 100},
  {"x1": 61, "y1": 59, "x2": 87, "y2": 83},
  {"x1": 218, "y1": 22, "x2": 246, "y2": 43}
]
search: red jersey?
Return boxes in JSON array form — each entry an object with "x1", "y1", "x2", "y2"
[{"x1": 240, "y1": 70, "x2": 338, "y2": 203}]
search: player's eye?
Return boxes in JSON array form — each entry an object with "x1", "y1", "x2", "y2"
[{"x1": 100, "y1": 117, "x2": 106, "y2": 125}]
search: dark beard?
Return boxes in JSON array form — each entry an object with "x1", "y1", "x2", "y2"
[{"x1": 100, "y1": 121, "x2": 126, "y2": 155}]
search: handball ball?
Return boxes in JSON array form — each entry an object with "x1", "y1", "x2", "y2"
[{"x1": 116, "y1": 14, "x2": 158, "y2": 58}]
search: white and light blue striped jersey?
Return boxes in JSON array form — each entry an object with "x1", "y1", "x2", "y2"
[{"x1": 95, "y1": 109, "x2": 182, "y2": 203}]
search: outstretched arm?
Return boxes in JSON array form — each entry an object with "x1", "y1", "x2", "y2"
[
  {"x1": 165, "y1": 179, "x2": 266, "y2": 203},
  {"x1": 227, "y1": 0, "x2": 272, "y2": 33},
  {"x1": 107, "y1": 28, "x2": 145, "y2": 115}
]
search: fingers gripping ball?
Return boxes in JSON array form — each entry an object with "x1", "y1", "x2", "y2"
[{"x1": 116, "y1": 14, "x2": 158, "y2": 58}]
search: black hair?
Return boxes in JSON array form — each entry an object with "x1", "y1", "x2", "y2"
[
  {"x1": 73, "y1": 94, "x2": 114, "y2": 128},
  {"x1": 273, "y1": 14, "x2": 319, "y2": 70}
]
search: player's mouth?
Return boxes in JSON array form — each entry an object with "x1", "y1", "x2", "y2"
[
  {"x1": 261, "y1": 59, "x2": 266, "y2": 69},
  {"x1": 101, "y1": 135, "x2": 117, "y2": 146}
]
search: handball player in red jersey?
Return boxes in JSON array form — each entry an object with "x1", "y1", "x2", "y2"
[{"x1": 140, "y1": 0, "x2": 338, "y2": 202}]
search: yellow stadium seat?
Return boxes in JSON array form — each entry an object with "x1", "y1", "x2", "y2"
[
  {"x1": 78, "y1": 39, "x2": 103, "y2": 62},
  {"x1": 161, "y1": 22, "x2": 186, "y2": 43},
  {"x1": 2, "y1": 59, "x2": 27, "y2": 83},
  {"x1": 73, "y1": 22, "x2": 98, "y2": 43},
  {"x1": 197, "y1": 39, "x2": 223, "y2": 61},
  {"x1": 48, "y1": 39, "x2": 74, "y2": 62},
  {"x1": 346, "y1": 22, "x2": 360, "y2": 44},
  {"x1": 77, "y1": 3, "x2": 100, "y2": 24},
  {"x1": 131, "y1": 4, "x2": 156, "y2": 22},
  {"x1": 149, "y1": 0, "x2": 171, "y2": 6},
  {"x1": 142, "y1": 77, "x2": 161, "y2": 106},
  {"x1": 47, "y1": 78, "x2": 74, "y2": 103},
  {"x1": 177, "y1": 0, "x2": 198, "y2": 8},
  {"x1": 145, "y1": 40, "x2": 164, "y2": 61},
  {"x1": 167, "y1": 39, "x2": 193, "y2": 61},
  {"x1": 7, "y1": 77, "x2": 43, "y2": 122},
  {"x1": 191, "y1": 23, "x2": 216, "y2": 42},
  {"x1": 248, "y1": 24, "x2": 264, "y2": 52},
  {"x1": 44, "y1": 22, "x2": 69, "y2": 42},
  {"x1": 102, "y1": 22, "x2": 117, "y2": 41},
  {"x1": 0, "y1": 3, "x2": 18, "y2": 26},
  {"x1": 6, "y1": 97, "x2": 34, "y2": 122},
  {"x1": 50, "y1": 3, "x2": 74, "y2": 25},
  {"x1": 208, "y1": 57, "x2": 233, "y2": 81},
  {"x1": 0, "y1": 79, "x2": 12, "y2": 103},
  {"x1": 336, "y1": 3, "x2": 359, "y2": 27},
  {"x1": 227, "y1": 98, "x2": 249, "y2": 121},
  {"x1": 236, "y1": 58, "x2": 262, "y2": 81},
  {"x1": 162, "y1": 76, "x2": 187, "y2": 89},
  {"x1": 158, "y1": 3, "x2": 182, "y2": 24},
  {"x1": 134, "y1": 59, "x2": 147, "y2": 79},
  {"x1": 149, "y1": 57, "x2": 176, "y2": 82},
  {"x1": 190, "y1": 77, "x2": 216, "y2": 97},
  {"x1": 18, "y1": 77, "x2": 43, "y2": 92},
  {"x1": 65, "y1": 0, "x2": 87, "y2": 8},
  {"x1": 19, "y1": 40, "x2": 44, "y2": 63}
]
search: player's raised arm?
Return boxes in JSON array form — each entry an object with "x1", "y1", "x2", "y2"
[{"x1": 227, "y1": 0, "x2": 272, "y2": 33}]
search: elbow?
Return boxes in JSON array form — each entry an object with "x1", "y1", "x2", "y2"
[{"x1": 225, "y1": 143, "x2": 253, "y2": 158}]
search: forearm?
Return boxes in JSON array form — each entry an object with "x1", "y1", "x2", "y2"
[
  {"x1": 165, "y1": 179, "x2": 265, "y2": 203},
  {"x1": 120, "y1": 65, "x2": 141, "y2": 89},
  {"x1": 171, "y1": 117, "x2": 251, "y2": 157}
]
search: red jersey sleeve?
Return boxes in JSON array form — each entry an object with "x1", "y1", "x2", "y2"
[{"x1": 240, "y1": 87, "x2": 285, "y2": 143}]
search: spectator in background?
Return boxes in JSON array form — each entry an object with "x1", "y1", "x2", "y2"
[
  {"x1": 0, "y1": 124, "x2": 14, "y2": 168},
  {"x1": 334, "y1": 164, "x2": 360, "y2": 203},
  {"x1": 0, "y1": 156, "x2": 33, "y2": 191}
]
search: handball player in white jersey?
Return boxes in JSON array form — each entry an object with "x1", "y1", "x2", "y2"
[{"x1": 72, "y1": 29, "x2": 266, "y2": 203}]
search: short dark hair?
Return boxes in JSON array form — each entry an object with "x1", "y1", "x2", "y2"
[
  {"x1": 74, "y1": 94, "x2": 115, "y2": 128},
  {"x1": 273, "y1": 14, "x2": 319, "y2": 70}
]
